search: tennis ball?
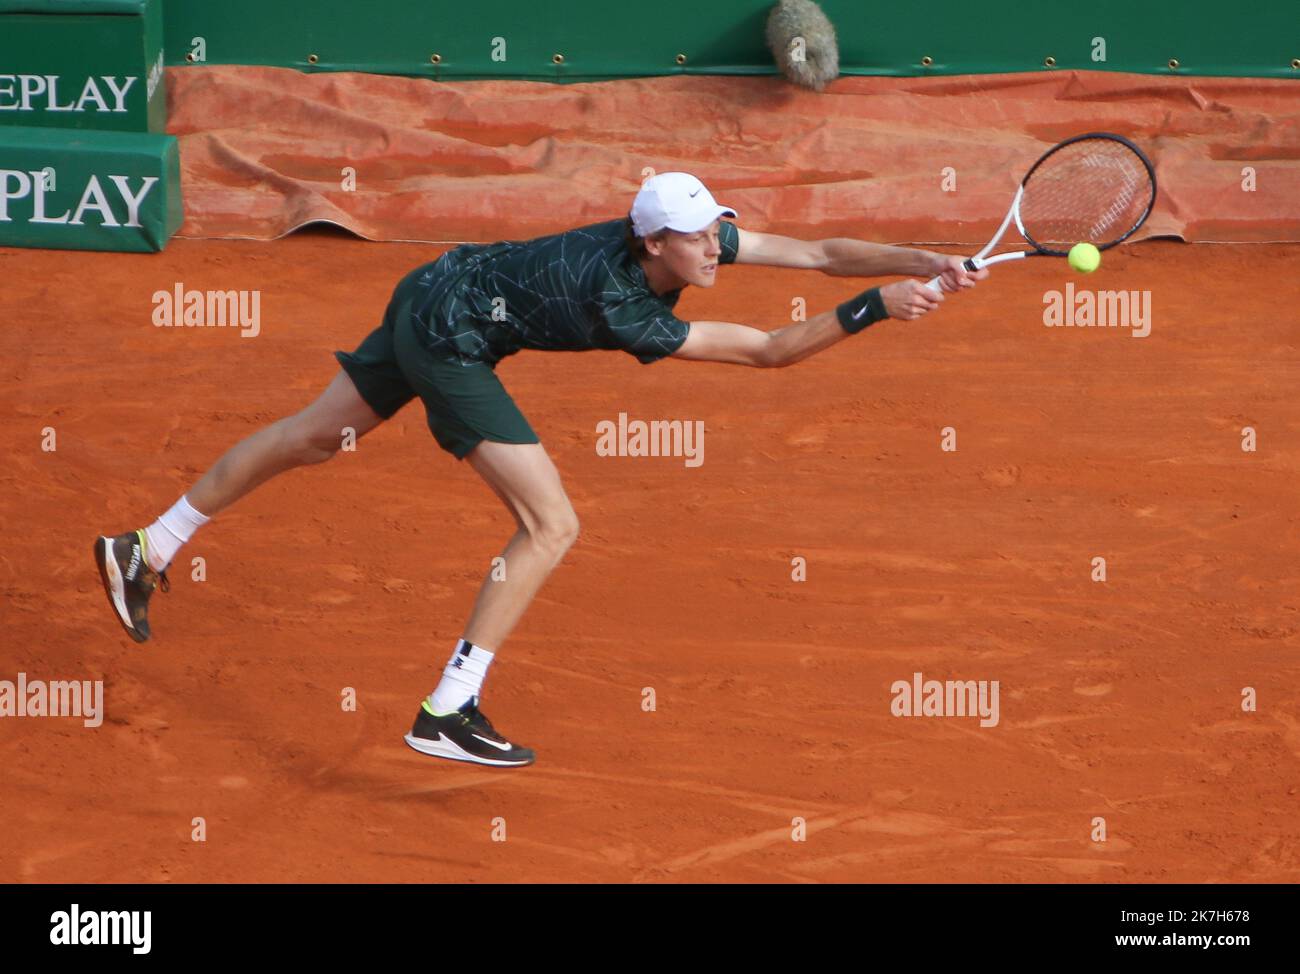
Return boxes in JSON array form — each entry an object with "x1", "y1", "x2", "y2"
[{"x1": 1068, "y1": 242, "x2": 1101, "y2": 274}]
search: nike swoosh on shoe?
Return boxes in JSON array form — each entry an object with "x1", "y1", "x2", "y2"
[{"x1": 472, "y1": 734, "x2": 514, "y2": 751}]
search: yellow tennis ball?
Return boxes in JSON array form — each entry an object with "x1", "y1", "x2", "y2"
[{"x1": 1068, "y1": 242, "x2": 1101, "y2": 273}]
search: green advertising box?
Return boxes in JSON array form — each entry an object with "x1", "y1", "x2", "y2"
[
  {"x1": 0, "y1": 0, "x2": 166, "y2": 132},
  {"x1": 0, "y1": 124, "x2": 182, "y2": 251}
]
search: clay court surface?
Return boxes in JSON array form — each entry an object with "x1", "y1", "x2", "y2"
[{"x1": 2, "y1": 232, "x2": 1297, "y2": 883}]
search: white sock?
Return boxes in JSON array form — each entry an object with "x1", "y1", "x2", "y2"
[
  {"x1": 428, "y1": 639, "x2": 495, "y2": 714},
  {"x1": 143, "y1": 495, "x2": 210, "y2": 572}
]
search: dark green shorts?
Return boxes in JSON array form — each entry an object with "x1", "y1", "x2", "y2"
[{"x1": 334, "y1": 269, "x2": 539, "y2": 459}]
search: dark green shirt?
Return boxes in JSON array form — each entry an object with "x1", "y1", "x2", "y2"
[{"x1": 408, "y1": 218, "x2": 739, "y2": 365}]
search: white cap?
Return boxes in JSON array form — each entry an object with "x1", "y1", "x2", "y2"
[{"x1": 630, "y1": 172, "x2": 737, "y2": 237}]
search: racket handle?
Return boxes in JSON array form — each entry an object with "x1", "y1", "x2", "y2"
[{"x1": 924, "y1": 257, "x2": 984, "y2": 293}]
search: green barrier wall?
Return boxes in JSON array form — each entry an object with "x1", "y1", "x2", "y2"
[
  {"x1": 0, "y1": 124, "x2": 182, "y2": 251},
  {"x1": 158, "y1": 0, "x2": 1298, "y2": 80},
  {"x1": 0, "y1": 0, "x2": 166, "y2": 132}
]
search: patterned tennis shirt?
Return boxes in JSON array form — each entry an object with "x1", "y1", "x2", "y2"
[{"x1": 406, "y1": 218, "x2": 740, "y2": 366}]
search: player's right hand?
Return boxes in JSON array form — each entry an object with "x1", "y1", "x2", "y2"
[{"x1": 881, "y1": 280, "x2": 944, "y2": 320}]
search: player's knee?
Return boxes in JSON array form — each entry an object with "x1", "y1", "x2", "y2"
[
  {"x1": 531, "y1": 507, "x2": 579, "y2": 556},
  {"x1": 281, "y1": 417, "x2": 343, "y2": 466}
]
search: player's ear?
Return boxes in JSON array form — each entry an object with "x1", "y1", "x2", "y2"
[{"x1": 644, "y1": 230, "x2": 670, "y2": 256}]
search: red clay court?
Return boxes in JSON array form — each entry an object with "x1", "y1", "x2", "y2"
[{"x1": 2, "y1": 65, "x2": 1298, "y2": 883}]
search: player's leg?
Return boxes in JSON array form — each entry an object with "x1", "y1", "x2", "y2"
[
  {"x1": 393, "y1": 312, "x2": 570, "y2": 766},
  {"x1": 460, "y1": 440, "x2": 580, "y2": 650},
  {"x1": 186, "y1": 369, "x2": 383, "y2": 517},
  {"x1": 94, "y1": 370, "x2": 387, "y2": 643},
  {"x1": 95, "y1": 265, "x2": 424, "y2": 645},
  {"x1": 405, "y1": 441, "x2": 576, "y2": 768}
]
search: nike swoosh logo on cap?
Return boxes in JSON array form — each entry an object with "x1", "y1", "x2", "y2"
[{"x1": 689, "y1": 188, "x2": 701, "y2": 197}]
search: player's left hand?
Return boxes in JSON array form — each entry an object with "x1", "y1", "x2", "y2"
[{"x1": 929, "y1": 254, "x2": 990, "y2": 292}]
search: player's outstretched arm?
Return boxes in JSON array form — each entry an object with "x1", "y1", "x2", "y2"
[
  {"x1": 734, "y1": 227, "x2": 987, "y2": 291},
  {"x1": 672, "y1": 280, "x2": 943, "y2": 368}
]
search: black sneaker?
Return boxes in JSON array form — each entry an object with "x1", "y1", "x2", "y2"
[
  {"x1": 404, "y1": 698, "x2": 535, "y2": 767},
  {"x1": 94, "y1": 529, "x2": 170, "y2": 643}
]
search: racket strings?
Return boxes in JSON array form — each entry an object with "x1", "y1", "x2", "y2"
[{"x1": 1019, "y1": 139, "x2": 1153, "y2": 252}]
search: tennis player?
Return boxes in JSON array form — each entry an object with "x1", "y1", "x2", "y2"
[{"x1": 95, "y1": 172, "x2": 987, "y2": 767}]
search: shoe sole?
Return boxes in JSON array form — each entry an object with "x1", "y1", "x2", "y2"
[
  {"x1": 404, "y1": 731, "x2": 534, "y2": 767},
  {"x1": 94, "y1": 536, "x2": 148, "y2": 643}
]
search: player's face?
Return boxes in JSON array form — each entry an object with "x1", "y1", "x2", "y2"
[{"x1": 658, "y1": 221, "x2": 722, "y2": 288}]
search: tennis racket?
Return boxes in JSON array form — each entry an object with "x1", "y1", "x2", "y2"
[{"x1": 925, "y1": 132, "x2": 1156, "y2": 293}]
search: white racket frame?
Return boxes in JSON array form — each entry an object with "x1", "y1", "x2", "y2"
[{"x1": 924, "y1": 185, "x2": 1030, "y2": 293}]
